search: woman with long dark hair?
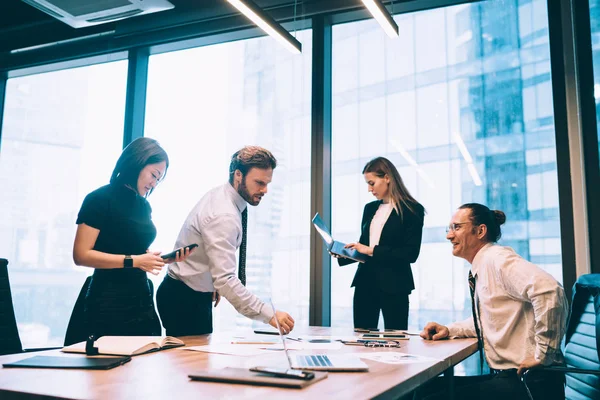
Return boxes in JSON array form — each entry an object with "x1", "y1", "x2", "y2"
[
  {"x1": 72, "y1": 137, "x2": 191, "y2": 337},
  {"x1": 339, "y1": 156, "x2": 425, "y2": 330}
]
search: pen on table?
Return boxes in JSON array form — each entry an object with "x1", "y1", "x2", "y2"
[{"x1": 285, "y1": 337, "x2": 302, "y2": 342}]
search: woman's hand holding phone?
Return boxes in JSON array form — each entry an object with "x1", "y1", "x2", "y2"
[{"x1": 134, "y1": 251, "x2": 165, "y2": 275}]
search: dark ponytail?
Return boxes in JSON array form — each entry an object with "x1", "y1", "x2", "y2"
[{"x1": 459, "y1": 203, "x2": 506, "y2": 243}]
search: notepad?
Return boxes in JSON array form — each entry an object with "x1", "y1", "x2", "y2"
[{"x1": 62, "y1": 336, "x2": 184, "y2": 356}]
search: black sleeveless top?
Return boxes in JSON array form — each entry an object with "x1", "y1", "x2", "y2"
[{"x1": 76, "y1": 183, "x2": 160, "y2": 336}]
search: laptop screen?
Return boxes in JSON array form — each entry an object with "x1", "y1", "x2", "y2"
[
  {"x1": 311, "y1": 213, "x2": 334, "y2": 247},
  {"x1": 269, "y1": 301, "x2": 294, "y2": 369}
]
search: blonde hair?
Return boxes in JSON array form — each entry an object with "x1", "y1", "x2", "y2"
[{"x1": 363, "y1": 157, "x2": 419, "y2": 220}]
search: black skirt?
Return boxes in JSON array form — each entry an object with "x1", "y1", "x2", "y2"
[{"x1": 84, "y1": 269, "x2": 161, "y2": 337}]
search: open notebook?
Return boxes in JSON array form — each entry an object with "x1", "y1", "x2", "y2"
[{"x1": 62, "y1": 336, "x2": 184, "y2": 356}]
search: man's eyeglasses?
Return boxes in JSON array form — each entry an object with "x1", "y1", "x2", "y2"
[{"x1": 445, "y1": 222, "x2": 472, "y2": 234}]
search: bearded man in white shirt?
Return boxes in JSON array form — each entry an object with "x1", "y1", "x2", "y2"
[
  {"x1": 156, "y1": 146, "x2": 295, "y2": 336},
  {"x1": 419, "y1": 203, "x2": 568, "y2": 400}
]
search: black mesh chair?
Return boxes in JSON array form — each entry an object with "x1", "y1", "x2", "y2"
[
  {"x1": 522, "y1": 274, "x2": 600, "y2": 400},
  {"x1": 64, "y1": 275, "x2": 92, "y2": 346},
  {"x1": 0, "y1": 258, "x2": 23, "y2": 356}
]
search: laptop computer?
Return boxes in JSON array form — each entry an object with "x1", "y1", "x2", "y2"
[
  {"x1": 312, "y1": 213, "x2": 369, "y2": 263},
  {"x1": 270, "y1": 302, "x2": 369, "y2": 372}
]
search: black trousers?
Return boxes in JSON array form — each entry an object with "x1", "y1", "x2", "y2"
[
  {"x1": 353, "y1": 284, "x2": 409, "y2": 330},
  {"x1": 416, "y1": 369, "x2": 565, "y2": 400},
  {"x1": 156, "y1": 275, "x2": 214, "y2": 337}
]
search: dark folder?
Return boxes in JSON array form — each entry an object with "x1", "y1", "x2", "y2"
[{"x1": 2, "y1": 355, "x2": 131, "y2": 370}]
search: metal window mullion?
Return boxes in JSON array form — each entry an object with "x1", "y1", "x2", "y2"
[
  {"x1": 546, "y1": 0, "x2": 588, "y2": 297},
  {"x1": 0, "y1": 72, "x2": 6, "y2": 155},
  {"x1": 572, "y1": 0, "x2": 600, "y2": 274},
  {"x1": 123, "y1": 47, "x2": 150, "y2": 148},
  {"x1": 309, "y1": 15, "x2": 332, "y2": 327}
]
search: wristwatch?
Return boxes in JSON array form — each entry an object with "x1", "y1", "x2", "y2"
[{"x1": 124, "y1": 255, "x2": 134, "y2": 268}]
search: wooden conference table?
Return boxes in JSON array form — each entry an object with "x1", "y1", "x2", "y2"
[{"x1": 0, "y1": 327, "x2": 477, "y2": 400}]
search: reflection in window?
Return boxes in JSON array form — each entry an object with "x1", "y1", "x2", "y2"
[
  {"x1": 0, "y1": 61, "x2": 127, "y2": 347},
  {"x1": 331, "y1": 0, "x2": 561, "y2": 357},
  {"x1": 145, "y1": 31, "x2": 312, "y2": 332}
]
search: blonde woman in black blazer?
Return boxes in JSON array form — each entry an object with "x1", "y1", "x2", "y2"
[{"x1": 338, "y1": 157, "x2": 425, "y2": 330}]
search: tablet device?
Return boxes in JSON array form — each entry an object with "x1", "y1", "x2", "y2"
[
  {"x1": 361, "y1": 333, "x2": 408, "y2": 340},
  {"x1": 312, "y1": 213, "x2": 368, "y2": 263},
  {"x1": 189, "y1": 368, "x2": 327, "y2": 388}
]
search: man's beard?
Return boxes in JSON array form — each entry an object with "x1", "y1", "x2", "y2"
[{"x1": 237, "y1": 176, "x2": 260, "y2": 206}]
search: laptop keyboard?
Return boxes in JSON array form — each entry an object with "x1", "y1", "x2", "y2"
[{"x1": 296, "y1": 355, "x2": 334, "y2": 367}]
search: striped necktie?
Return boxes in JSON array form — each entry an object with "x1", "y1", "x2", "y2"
[
  {"x1": 468, "y1": 270, "x2": 484, "y2": 372},
  {"x1": 238, "y1": 208, "x2": 247, "y2": 286}
]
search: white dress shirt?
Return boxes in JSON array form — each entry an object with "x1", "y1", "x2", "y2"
[
  {"x1": 369, "y1": 202, "x2": 393, "y2": 247},
  {"x1": 167, "y1": 182, "x2": 274, "y2": 324},
  {"x1": 447, "y1": 243, "x2": 568, "y2": 370}
]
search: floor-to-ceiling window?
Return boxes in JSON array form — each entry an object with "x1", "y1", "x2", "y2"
[
  {"x1": 0, "y1": 60, "x2": 128, "y2": 347},
  {"x1": 145, "y1": 31, "x2": 312, "y2": 331},
  {"x1": 590, "y1": 0, "x2": 600, "y2": 166},
  {"x1": 330, "y1": 0, "x2": 561, "y2": 341}
]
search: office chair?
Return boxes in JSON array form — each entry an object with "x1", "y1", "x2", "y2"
[
  {"x1": 0, "y1": 258, "x2": 24, "y2": 356},
  {"x1": 522, "y1": 274, "x2": 600, "y2": 400},
  {"x1": 64, "y1": 275, "x2": 92, "y2": 346}
]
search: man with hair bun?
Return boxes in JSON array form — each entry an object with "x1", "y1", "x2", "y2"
[{"x1": 418, "y1": 203, "x2": 568, "y2": 400}]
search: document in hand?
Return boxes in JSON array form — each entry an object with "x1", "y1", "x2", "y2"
[{"x1": 62, "y1": 336, "x2": 184, "y2": 356}]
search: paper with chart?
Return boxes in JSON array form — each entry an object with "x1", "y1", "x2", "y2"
[
  {"x1": 264, "y1": 341, "x2": 344, "y2": 351},
  {"x1": 182, "y1": 340, "x2": 343, "y2": 356},
  {"x1": 183, "y1": 344, "x2": 267, "y2": 357},
  {"x1": 358, "y1": 352, "x2": 439, "y2": 364}
]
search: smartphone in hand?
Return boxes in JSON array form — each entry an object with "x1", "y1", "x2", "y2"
[
  {"x1": 160, "y1": 244, "x2": 198, "y2": 260},
  {"x1": 249, "y1": 367, "x2": 314, "y2": 380}
]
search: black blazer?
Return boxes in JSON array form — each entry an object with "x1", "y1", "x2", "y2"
[{"x1": 339, "y1": 200, "x2": 425, "y2": 294}]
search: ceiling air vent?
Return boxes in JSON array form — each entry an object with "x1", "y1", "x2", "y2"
[{"x1": 21, "y1": 0, "x2": 174, "y2": 28}]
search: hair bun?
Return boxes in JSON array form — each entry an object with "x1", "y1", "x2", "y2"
[{"x1": 493, "y1": 210, "x2": 506, "y2": 226}]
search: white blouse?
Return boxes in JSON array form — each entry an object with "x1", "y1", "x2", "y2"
[{"x1": 369, "y1": 202, "x2": 393, "y2": 247}]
